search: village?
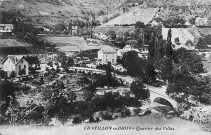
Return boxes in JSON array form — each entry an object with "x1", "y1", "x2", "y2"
[{"x1": 0, "y1": 0, "x2": 211, "y2": 135}]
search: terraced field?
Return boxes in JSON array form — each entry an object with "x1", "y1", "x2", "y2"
[
  {"x1": 101, "y1": 8, "x2": 159, "y2": 26},
  {"x1": 42, "y1": 36, "x2": 114, "y2": 52},
  {"x1": 95, "y1": 26, "x2": 135, "y2": 35},
  {"x1": 0, "y1": 39, "x2": 32, "y2": 48}
]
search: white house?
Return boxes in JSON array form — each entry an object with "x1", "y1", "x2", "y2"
[
  {"x1": 0, "y1": 24, "x2": 13, "y2": 33},
  {"x1": 2, "y1": 55, "x2": 29, "y2": 77},
  {"x1": 117, "y1": 45, "x2": 140, "y2": 57},
  {"x1": 117, "y1": 45, "x2": 149, "y2": 59},
  {"x1": 97, "y1": 46, "x2": 117, "y2": 65}
]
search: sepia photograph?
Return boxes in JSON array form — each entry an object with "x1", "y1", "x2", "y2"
[{"x1": 0, "y1": 0, "x2": 211, "y2": 135}]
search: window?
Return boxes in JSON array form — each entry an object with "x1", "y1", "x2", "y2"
[
  {"x1": 106, "y1": 59, "x2": 108, "y2": 63},
  {"x1": 112, "y1": 59, "x2": 114, "y2": 63},
  {"x1": 19, "y1": 66, "x2": 21, "y2": 71},
  {"x1": 24, "y1": 65, "x2": 26, "y2": 69},
  {"x1": 21, "y1": 60, "x2": 23, "y2": 63}
]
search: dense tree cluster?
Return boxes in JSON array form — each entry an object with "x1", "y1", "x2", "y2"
[
  {"x1": 196, "y1": 35, "x2": 211, "y2": 49},
  {"x1": 0, "y1": 80, "x2": 16, "y2": 115},
  {"x1": 163, "y1": 17, "x2": 186, "y2": 28},
  {"x1": 117, "y1": 51, "x2": 147, "y2": 78},
  {"x1": 1, "y1": 10, "x2": 55, "y2": 51},
  {"x1": 130, "y1": 79, "x2": 150, "y2": 100}
]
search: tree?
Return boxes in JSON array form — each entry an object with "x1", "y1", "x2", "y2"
[
  {"x1": 0, "y1": 80, "x2": 16, "y2": 115},
  {"x1": 148, "y1": 32, "x2": 156, "y2": 58},
  {"x1": 130, "y1": 79, "x2": 150, "y2": 100},
  {"x1": 26, "y1": 56, "x2": 40, "y2": 67},
  {"x1": 120, "y1": 51, "x2": 147, "y2": 77},
  {"x1": 189, "y1": 17, "x2": 196, "y2": 25},
  {"x1": 173, "y1": 48, "x2": 204, "y2": 75},
  {"x1": 57, "y1": 53, "x2": 74, "y2": 71},
  {"x1": 155, "y1": 57, "x2": 173, "y2": 82},
  {"x1": 19, "y1": 69, "x2": 26, "y2": 76},
  {"x1": 166, "y1": 48, "x2": 204, "y2": 102},
  {"x1": 69, "y1": 91, "x2": 77, "y2": 103},
  {"x1": 67, "y1": 57, "x2": 74, "y2": 67},
  {"x1": 105, "y1": 62, "x2": 113, "y2": 88},
  {"x1": 124, "y1": 32, "x2": 130, "y2": 39},
  {"x1": 40, "y1": 76, "x2": 44, "y2": 85},
  {"x1": 98, "y1": 10, "x2": 105, "y2": 16},
  {"x1": 196, "y1": 35, "x2": 211, "y2": 49},
  {"x1": 135, "y1": 21, "x2": 145, "y2": 28},
  {"x1": 165, "y1": 29, "x2": 173, "y2": 58},
  {"x1": 163, "y1": 17, "x2": 186, "y2": 27},
  {"x1": 10, "y1": 71, "x2": 16, "y2": 78},
  {"x1": 102, "y1": 17, "x2": 109, "y2": 23},
  {"x1": 144, "y1": 61, "x2": 157, "y2": 83},
  {"x1": 55, "y1": 23, "x2": 66, "y2": 32},
  {"x1": 0, "y1": 70, "x2": 7, "y2": 79},
  {"x1": 83, "y1": 84, "x2": 97, "y2": 101},
  {"x1": 107, "y1": 30, "x2": 116, "y2": 40}
]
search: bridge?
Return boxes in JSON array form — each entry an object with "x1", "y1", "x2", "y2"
[
  {"x1": 69, "y1": 67, "x2": 106, "y2": 75},
  {"x1": 145, "y1": 85, "x2": 178, "y2": 109}
]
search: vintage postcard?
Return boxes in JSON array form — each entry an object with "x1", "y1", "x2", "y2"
[{"x1": 0, "y1": 0, "x2": 211, "y2": 135}]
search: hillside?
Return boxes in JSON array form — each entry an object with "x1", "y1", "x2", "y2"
[
  {"x1": 0, "y1": 0, "x2": 125, "y2": 27},
  {"x1": 1, "y1": 0, "x2": 211, "y2": 27},
  {"x1": 100, "y1": 7, "x2": 159, "y2": 26}
]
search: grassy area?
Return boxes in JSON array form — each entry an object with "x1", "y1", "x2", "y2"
[
  {"x1": 0, "y1": 46, "x2": 53, "y2": 56},
  {"x1": 95, "y1": 26, "x2": 135, "y2": 35},
  {"x1": 0, "y1": 39, "x2": 32, "y2": 48}
]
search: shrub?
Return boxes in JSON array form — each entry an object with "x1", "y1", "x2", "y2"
[
  {"x1": 102, "y1": 17, "x2": 109, "y2": 23},
  {"x1": 72, "y1": 115, "x2": 82, "y2": 124},
  {"x1": 102, "y1": 111, "x2": 113, "y2": 120},
  {"x1": 120, "y1": 107, "x2": 131, "y2": 117},
  {"x1": 200, "y1": 93, "x2": 211, "y2": 104}
]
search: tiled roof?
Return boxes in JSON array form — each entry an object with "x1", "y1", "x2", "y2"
[
  {"x1": 2, "y1": 55, "x2": 26, "y2": 65},
  {"x1": 100, "y1": 46, "x2": 117, "y2": 53}
]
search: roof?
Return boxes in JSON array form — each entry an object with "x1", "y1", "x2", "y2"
[
  {"x1": 99, "y1": 46, "x2": 117, "y2": 53},
  {"x1": 0, "y1": 24, "x2": 13, "y2": 27},
  {"x1": 2, "y1": 55, "x2": 27, "y2": 65},
  {"x1": 118, "y1": 48, "x2": 140, "y2": 54}
]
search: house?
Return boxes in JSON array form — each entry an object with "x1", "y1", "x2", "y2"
[
  {"x1": 117, "y1": 45, "x2": 140, "y2": 57},
  {"x1": 117, "y1": 45, "x2": 149, "y2": 59},
  {"x1": 0, "y1": 24, "x2": 13, "y2": 34},
  {"x1": 97, "y1": 46, "x2": 117, "y2": 65},
  {"x1": 94, "y1": 32, "x2": 109, "y2": 40},
  {"x1": 2, "y1": 55, "x2": 29, "y2": 77},
  {"x1": 139, "y1": 45, "x2": 149, "y2": 58}
]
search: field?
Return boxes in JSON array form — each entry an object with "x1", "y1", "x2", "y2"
[
  {"x1": 42, "y1": 36, "x2": 116, "y2": 52},
  {"x1": 187, "y1": 28, "x2": 211, "y2": 41},
  {"x1": 101, "y1": 8, "x2": 159, "y2": 26},
  {"x1": 0, "y1": 39, "x2": 32, "y2": 48},
  {"x1": 95, "y1": 26, "x2": 135, "y2": 35},
  {"x1": 0, "y1": 114, "x2": 209, "y2": 135},
  {"x1": 0, "y1": 38, "x2": 54, "y2": 56},
  {"x1": 162, "y1": 28, "x2": 195, "y2": 45}
]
